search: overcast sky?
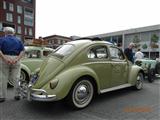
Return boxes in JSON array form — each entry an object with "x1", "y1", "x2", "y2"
[{"x1": 36, "y1": 0, "x2": 160, "y2": 38}]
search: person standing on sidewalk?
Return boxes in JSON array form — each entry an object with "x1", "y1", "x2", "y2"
[{"x1": 0, "y1": 27, "x2": 24, "y2": 102}]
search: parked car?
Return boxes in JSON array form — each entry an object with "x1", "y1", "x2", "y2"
[
  {"x1": 135, "y1": 58, "x2": 160, "y2": 82},
  {"x1": 21, "y1": 38, "x2": 144, "y2": 109},
  {"x1": 8, "y1": 46, "x2": 54, "y2": 86}
]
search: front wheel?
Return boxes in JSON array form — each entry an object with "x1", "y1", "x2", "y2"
[
  {"x1": 66, "y1": 79, "x2": 94, "y2": 109},
  {"x1": 155, "y1": 62, "x2": 160, "y2": 74},
  {"x1": 134, "y1": 72, "x2": 144, "y2": 90}
]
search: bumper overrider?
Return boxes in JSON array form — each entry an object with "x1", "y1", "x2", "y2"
[{"x1": 27, "y1": 84, "x2": 57, "y2": 102}]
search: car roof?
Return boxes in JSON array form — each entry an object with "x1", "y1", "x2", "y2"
[
  {"x1": 67, "y1": 39, "x2": 113, "y2": 46},
  {"x1": 24, "y1": 46, "x2": 54, "y2": 51}
]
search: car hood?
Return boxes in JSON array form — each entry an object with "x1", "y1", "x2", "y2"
[
  {"x1": 136, "y1": 59, "x2": 157, "y2": 68},
  {"x1": 32, "y1": 56, "x2": 65, "y2": 88}
]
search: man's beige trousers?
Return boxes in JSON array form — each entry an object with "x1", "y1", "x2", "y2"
[{"x1": 0, "y1": 55, "x2": 20, "y2": 99}]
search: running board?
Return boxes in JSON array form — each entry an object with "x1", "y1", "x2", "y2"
[{"x1": 100, "y1": 84, "x2": 132, "y2": 94}]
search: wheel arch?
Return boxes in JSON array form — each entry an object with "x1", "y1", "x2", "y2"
[
  {"x1": 20, "y1": 64, "x2": 31, "y2": 80},
  {"x1": 70, "y1": 75, "x2": 98, "y2": 96},
  {"x1": 52, "y1": 66, "x2": 100, "y2": 100},
  {"x1": 128, "y1": 66, "x2": 144, "y2": 85}
]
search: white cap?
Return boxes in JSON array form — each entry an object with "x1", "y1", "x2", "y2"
[
  {"x1": 3, "y1": 27, "x2": 15, "y2": 35},
  {"x1": 129, "y1": 42, "x2": 135, "y2": 47}
]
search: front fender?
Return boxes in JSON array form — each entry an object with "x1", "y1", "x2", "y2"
[
  {"x1": 42, "y1": 65, "x2": 100, "y2": 100},
  {"x1": 128, "y1": 65, "x2": 143, "y2": 85},
  {"x1": 21, "y1": 64, "x2": 31, "y2": 77}
]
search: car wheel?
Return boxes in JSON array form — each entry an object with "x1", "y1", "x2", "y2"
[
  {"x1": 20, "y1": 70, "x2": 29, "y2": 83},
  {"x1": 67, "y1": 79, "x2": 94, "y2": 109},
  {"x1": 8, "y1": 80, "x2": 14, "y2": 87},
  {"x1": 148, "y1": 68, "x2": 155, "y2": 83},
  {"x1": 134, "y1": 72, "x2": 143, "y2": 90},
  {"x1": 155, "y1": 62, "x2": 160, "y2": 74}
]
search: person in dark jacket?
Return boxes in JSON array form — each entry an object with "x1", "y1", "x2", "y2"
[
  {"x1": 0, "y1": 27, "x2": 24, "y2": 102},
  {"x1": 124, "y1": 42, "x2": 135, "y2": 63}
]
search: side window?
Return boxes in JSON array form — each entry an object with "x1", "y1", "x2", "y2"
[
  {"x1": 88, "y1": 46, "x2": 108, "y2": 59},
  {"x1": 43, "y1": 51, "x2": 52, "y2": 57},
  {"x1": 109, "y1": 47, "x2": 125, "y2": 60},
  {"x1": 25, "y1": 50, "x2": 41, "y2": 58}
]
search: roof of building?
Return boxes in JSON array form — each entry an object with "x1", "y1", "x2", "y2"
[{"x1": 89, "y1": 24, "x2": 160, "y2": 38}]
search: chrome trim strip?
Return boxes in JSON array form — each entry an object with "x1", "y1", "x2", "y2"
[{"x1": 100, "y1": 84, "x2": 132, "y2": 94}]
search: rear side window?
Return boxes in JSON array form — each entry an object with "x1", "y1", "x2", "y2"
[
  {"x1": 43, "y1": 50, "x2": 52, "y2": 57},
  {"x1": 88, "y1": 46, "x2": 108, "y2": 59},
  {"x1": 25, "y1": 50, "x2": 41, "y2": 58}
]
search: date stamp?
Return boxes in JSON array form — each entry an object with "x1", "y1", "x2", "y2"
[{"x1": 123, "y1": 106, "x2": 153, "y2": 112}]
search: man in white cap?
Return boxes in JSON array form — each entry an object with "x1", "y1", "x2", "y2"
[
  {"x1": 124, "y1": 42, "x2": 135, "y2": 63},
  {"x1": 0, "y1": 27, "x2": 24, "y2": 102}
]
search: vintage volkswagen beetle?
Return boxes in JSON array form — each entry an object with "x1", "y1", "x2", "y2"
[
  {"x1": 9, "y1": 46, "x2": 54, "y2": 86},
  {"x1": 135, "y1": 58, "x2": 160, "y2": 82},
  {"x1": 23, "y1": 38, "x2": 144, "y2": 109}
]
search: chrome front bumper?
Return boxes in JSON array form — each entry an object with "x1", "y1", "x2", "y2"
[{"x1": 27, "y1": 86, "x2": 56, "y2": 102}]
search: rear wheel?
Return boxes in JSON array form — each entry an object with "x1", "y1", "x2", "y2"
[
  {"x1": 66, "y1": 78, "x2": 94, "y2": 109},
  {"x1": 20, "y1": 70, "x2": 29, "y2": 83},
  {"x1": 148, "y1": 68, "x2": 155, "y2": 83},
  {"x1": 134, "y1": 72, "x2": 143, "y2": 90}
]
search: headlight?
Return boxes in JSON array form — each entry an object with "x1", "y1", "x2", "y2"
[
  {"x1": 50, "y1": 79, "x2": 59, "y2": 89},
  {"x1": 30, "y1": 74, "x2": 39, "y2": 84}
]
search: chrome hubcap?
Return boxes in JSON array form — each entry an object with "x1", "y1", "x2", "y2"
[
  {"x1": 76, "y1": 85, "x2": 88, "y2": 100},
  {"x1": 136, "y1": 74, "x2": 143, "y2": 89},
  {"x1": 73, "y1": 80, "x2": 93, "y2": 108}
]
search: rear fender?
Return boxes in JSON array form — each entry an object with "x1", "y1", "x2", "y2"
[{"x1": 43, "y1": 66, "x2": 100, "y2": 100}]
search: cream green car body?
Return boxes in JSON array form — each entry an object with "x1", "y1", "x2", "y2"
[{"x1": 24, "y1": 38, "x2": 144, "y2": 109}]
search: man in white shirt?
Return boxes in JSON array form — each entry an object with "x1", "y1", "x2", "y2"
[{"x1": 135, "y1": 48, "x2": 144, "y2": 60}]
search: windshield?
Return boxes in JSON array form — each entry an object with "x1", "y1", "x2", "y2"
[{"x1": 52, "y1": 44, "x2": 75, "y2": 58}]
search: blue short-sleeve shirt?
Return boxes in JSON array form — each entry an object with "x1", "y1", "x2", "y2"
[{"x1": 0, "y1": 35, "x2": 24, "y2": 55}]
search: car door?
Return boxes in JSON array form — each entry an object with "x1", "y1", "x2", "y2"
[
  {"x1": 86, "y1": 45, "x2": 112, "y2": 89},
  {"x1": 109, "y1": 46, "x2": 129, "y2": 87}
]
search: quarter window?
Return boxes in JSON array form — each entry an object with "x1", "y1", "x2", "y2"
[
  {"x1": 88, "y1": 46, "x2": 108, "y2": 59},
  {"x1": 43, "y1": 51, "x2": 52, "y2": 57},
  {"x1": 25, "y1": 50, "x2": 41, "y2": 58}
]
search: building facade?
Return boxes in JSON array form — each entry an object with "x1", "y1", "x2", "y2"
[
  {"x1": 43, "y1": 35, "x2": 71, "y2": 49},
  {"x1": 90, "y1": 25, "x2": 160, "y2": 59},
  {"x1": 0, "y1": 0, "x2": 36, "y2": 41}
]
